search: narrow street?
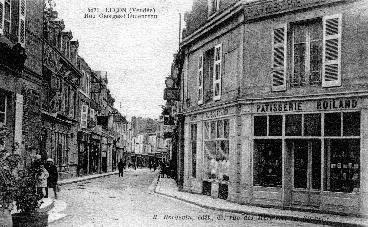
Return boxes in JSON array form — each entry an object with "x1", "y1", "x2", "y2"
[{"x1": 50, "y1": 169, "x2": 324, "y2": 227}]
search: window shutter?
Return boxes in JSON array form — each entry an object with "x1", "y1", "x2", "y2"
[
  {"x1": 322, "y1": 14, "x2": 341, "y2": 87},
  {"x1": 213, "y1": 43, "x2": 222, "y2": 100},
  {"x1": 19, "y1": 0, "x2": 26, "y2": 46},
  {"x1": 0, "y1": 0, "x2": 4, "y2": 35},
  {"x1": 198, "y1": 53, "x2": 203, "y2": 104},
  {"x1": 272, "y1": 24, "x2": 287, "y2": 91}
]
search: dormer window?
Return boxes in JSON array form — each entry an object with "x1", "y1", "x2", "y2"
[{"x1": 208, "y1": 0, "x2": 220, "y2": 17}]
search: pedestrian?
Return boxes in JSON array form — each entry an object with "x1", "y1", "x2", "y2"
[
  {"x1": 45, "y1": 158, "x2": 58, "y2": 199},
  {"x1": 153, "y1": 159, "x2": 157, "y2": 172},
  {"x1": 118, "y1": 159, "x2": 124, "y2": 177},
  {"x1": 36, "y1": 164, "x2": 49, "y2": 198},
  {"x1": 148, "y1": 159, "x2": 152, "y2": 171},
  {"x1": 160, "y1": 160, "x2": 166, "y2": 178}
]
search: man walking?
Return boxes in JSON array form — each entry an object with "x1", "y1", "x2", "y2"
[
  {"x1": 118, "y1": 159, "x2": 124, "y2": 177},
  {"x1": 45, "y1": 158, "x2": 58, "y2": 199}
]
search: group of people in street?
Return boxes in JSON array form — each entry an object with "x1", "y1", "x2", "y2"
[
  {"x1": 117, "y1": 157, "x2": 173, "y2": 179},
  {"x1": 33, "y1": 156, "x2": 59, "y2": 199}
]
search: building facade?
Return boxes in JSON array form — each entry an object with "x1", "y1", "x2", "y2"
[{"x1": 180, "y1": 0, "x2": 368, "y2": 215}]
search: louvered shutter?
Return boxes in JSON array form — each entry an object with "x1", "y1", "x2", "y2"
[
  {"x1": 272, "y1": 24, "x2": 287, "y2": 91},
  {"x1": 19, "y1": 0, "x2": 26, "y2": 46},
  {"x1": 0, "y1": 0, "x2": 4, "y2": 35},
  {"x1": 198, "y1": 54, "x2": 204, "y2": 104},
  {"x1": 322, "y1": 14, "x2": 341, "y2": 87},
  {"x1": 213, "y1": 43, "x2": 222, "y2": 100}
]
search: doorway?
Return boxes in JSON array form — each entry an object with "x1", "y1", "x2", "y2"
[{"x1": 286, "y1": 139, "x2": 321, "y2": 207}]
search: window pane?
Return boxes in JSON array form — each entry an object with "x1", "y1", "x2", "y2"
[
  {"x1": 210, "y1": 121, "x2": 216, "y2": 139},
  {"x1": 254, "y1": 139, "x2": 282, "y2": 187},
  {"x1": 324, "y1": 139, "x2": 360, "y2": 193},
  {"x1": 343, "y1": 112, "x2": 360, "y2": 136},
  {"x1": 191, "y1": 124, "x2": 197, "y2": 178},
  {"x1": 215, "y1": 64, "x2": 220, "y2": 80},
  {"x1": 304, "y1": 114, "x2": 321, "y2": 136},
  {"x1": 217, "y1": 120, "x2": 223, "y2": 138},
  {"x1": 224, "y1": 119, "x2": 229, "y2": 139},
  {"x1": 269, "y1": 115, "x2": 282, "y2": 136},
  {"x1": 0, "y1": 95, "x2": 5, "y2": 112},
  {"x1": 254, "y1": 116, "x2": 267, "y2": 136},
  {"x1": 310, "y1": 20, "x2": 323, "y2": 41},
  {"x1": 0, "y1": 113, "x2": 5, "y2": 124},
  {"x1": 310, "y1": 41, "x2": 322, "y2": 85},
  {"x1": 214, "y1": 83, "x2": 220, "y2": 96},
  {"x1": 293, "y1": 24, "x2": 306, "y2": 43},
  {"x1": 205, "y1": 141, "x2": 216, "y2": 179},
  {"x1": 204, "y1": 122, "x2": 209, "y2": 139},
  {"x1": 293, "y1": 43, "x2": 306, "y2": 85},
  {"x1": 311, "y1": 140, "x2": 321, "y2": 190},
  {"x1": 324, "y1": 113, "x2": 341, "y2": 136},
  {"x1": 285, "y1": 114, "x2": 302, "y2": 136},
  {"x1": 293, "y1": 140, "x2": 308, "y2": 189}
]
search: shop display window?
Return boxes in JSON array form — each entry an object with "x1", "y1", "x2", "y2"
[
  {"x1": 204, "y1": 119, "x2": 230, "y2": 181},
  {"x1": 253, "y1": 139, "x2": 282, "y2": 187},
  {"x1": 324, "y1": 139, "x2": 360, "y2": 193}
]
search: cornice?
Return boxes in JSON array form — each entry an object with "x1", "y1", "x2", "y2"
[
  {"x1": 180, "y1": 0, "x2": 346, "y2": 48},
  {"x1": 182, "y1": 90, "x2": 368, "y2": 116}
]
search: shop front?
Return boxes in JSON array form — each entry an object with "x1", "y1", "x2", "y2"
[
  {"x1": 77, "y1": 131, "x2": 90, "y2": 175},
  {"x1": 242, "y1": 96, "x2": 367, "y2": 215},
  {"x1": 184, "y1": 106, "x2": 237, "y2": 201}
]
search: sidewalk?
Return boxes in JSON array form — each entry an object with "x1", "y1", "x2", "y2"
[{"x1": 154, "y1": 177, "x2": 368, "y2": 227}]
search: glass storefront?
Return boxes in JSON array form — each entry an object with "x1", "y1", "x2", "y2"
[
  {"x1": 253, "y1": 111, "x2": 360, "y2": 193},
  {"x1": 203, "y1": 119, "x2": 230, "y2": 181}
]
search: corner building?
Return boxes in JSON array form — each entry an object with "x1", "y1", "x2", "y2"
[{"x1": 180, "y1": 0, "x2": 368, "y2": 215}]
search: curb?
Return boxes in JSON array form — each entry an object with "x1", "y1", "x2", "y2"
[
  {"x1": 58, "y1": 172, "x2": 118, "y2": 186},
  {"x1": 153, "y1": 178, "x2": 366, "y2": 227},
  {"x1": 38, "y1": 200, "x2": 55, "y2": 214}
]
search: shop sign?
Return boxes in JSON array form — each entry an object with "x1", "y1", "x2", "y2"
[
  {"x1": 316, "y1": 98, "x2": 358, "y2": 110},
  {"x1": 204, "y1": 108, "x2": 229, "y2": 119},
  {"x1": 256, "y1": 102, "x2": 302, "y2": 113},
  {"x1": 255, "y1": 98, "x2": 359, "y2": 113}
]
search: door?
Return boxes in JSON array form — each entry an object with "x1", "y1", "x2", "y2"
[{"x1": 287, "y1": 139, "x2": 321, "y2": 207}]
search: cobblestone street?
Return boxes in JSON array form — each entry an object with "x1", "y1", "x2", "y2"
[{"x1": 50, "y1": 169, "x2": 324, "y2": 227}]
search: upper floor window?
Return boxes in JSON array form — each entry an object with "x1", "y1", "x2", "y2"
[
  {"x1": 291, "y1": 19, "x2": 322, "y2": 86},
  {"x1": 19, "y1": 0, "x2": 26, "y2": 46},
  {"x1": 272, "y1": 14, "x2": 341, "y2": 91},
  {"x1": 198, "y1": 43, "x2": 222, "y2": 104},
  {"x1": 0, "y1": 94, "x2": 7, "y2": 125},
  {"x1": 80, "y1": 104, "x2": 88, "y2": 128},
  {"x1": 81, "y1": 71, "x2": 90, "y2": 97}
]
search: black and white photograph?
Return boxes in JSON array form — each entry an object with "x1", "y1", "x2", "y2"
[{"x1": 0, "y1": 0, "x2": 368, "y2": 226}]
